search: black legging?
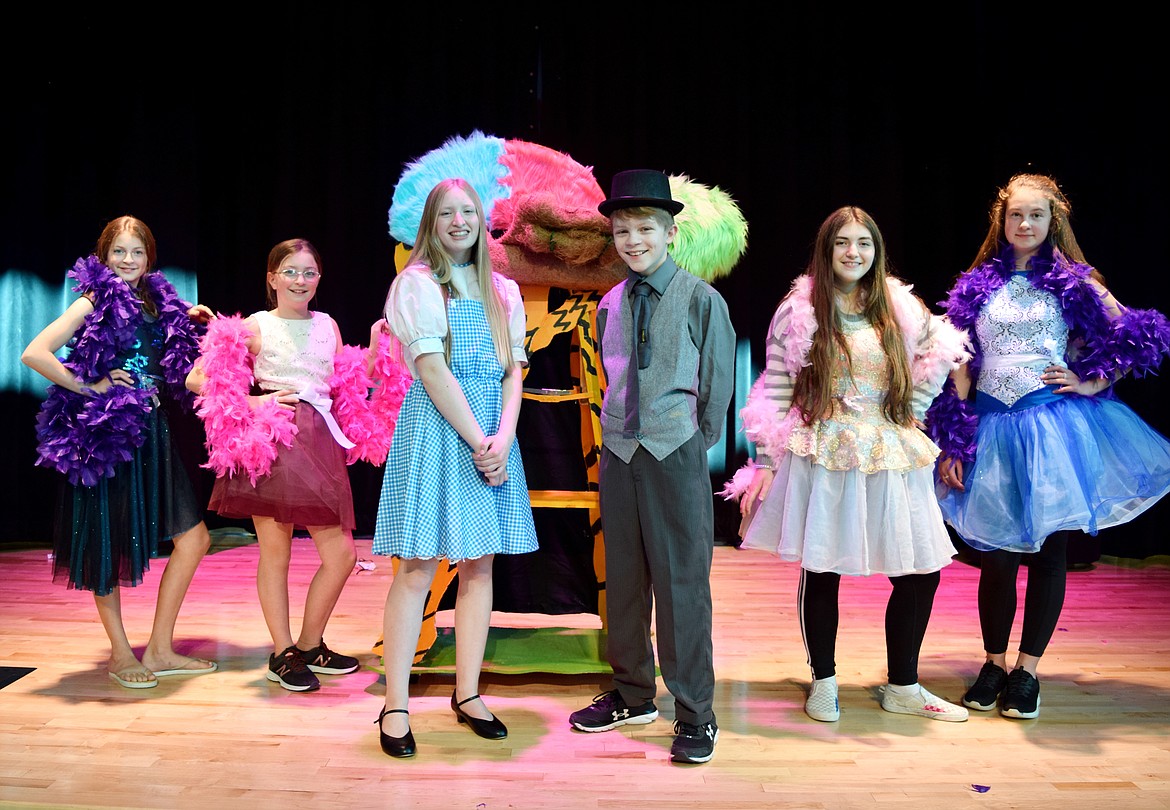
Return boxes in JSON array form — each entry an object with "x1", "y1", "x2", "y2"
[
  {"x1": 975, "y1": 532, "x2": 1069, "y2": 657},
  {"x1": 799, "y1": 568, "x2": 942, "y2": 686}
]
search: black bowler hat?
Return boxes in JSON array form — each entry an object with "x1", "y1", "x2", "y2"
[{"x1": 598, "y1": 169, "x2": 684, "y2": 217}]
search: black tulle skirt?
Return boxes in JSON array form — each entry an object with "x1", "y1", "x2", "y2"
[{"x1": 52, "y1": 403, "x2": 203, "y2": 596}]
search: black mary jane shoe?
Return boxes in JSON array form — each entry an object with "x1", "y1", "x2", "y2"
[
  {"x1": 451, "y1": 692, "x2": 508, "y2": 739},
  {"x1": 375, "y1": 707, "x2": 416, "y2": 758}
]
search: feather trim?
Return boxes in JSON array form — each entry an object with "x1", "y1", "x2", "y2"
[
  {"x1": 1077, "y1": 306, "x2": 1170, "y2": 380},
  {"x1": 780, "y1": 275, "x2": 817, "y2": 375},
  {"x1": 368, "y1": 331, "x2": 413, "y2": 452},
  {"x1": 194, "y1": 315, "x2": 297, "y2": 486},
  {"x1": 329, "y1": 344, "x2": 394, "y2": 466},
  {"x1": 738, "y1": 372, "x2": 803, "y2": 461},
  {"x1": 924, "y1": 378, "x2": 979, "y2": 463},
  {"x1": 718, "y1": 458, "x2": 763, "y2": 501},
  {"x1": 34, "y1": 385, "x2": 155, "y2": 486},
  {"x1": 33, "y1": 256, "x2": 204, "y2": 486},
  {"x1": 742, "y1": 275, "x2": 970, "y2": 464},
  {"x1": 939, "y1": 243, "x2": 1170, "y2": 401}
]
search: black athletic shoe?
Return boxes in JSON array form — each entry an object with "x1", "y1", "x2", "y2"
[
  {"x1": 962, "y1": 661, "x2": 1009, "y2": 711},
  {"x1": 267, "y1": 645, "x2": 320, "y2": 692},
  {"x1": 670, "y1": 720, "x2": 719, "y2": 764},
  {"x1": 298, "y1": 639, "x2": 360, "y2": 675},
  {"x1": 569, "y1": 690, "x2": 658, "y2": 732},
  {"x1": 1000, "y1": 668, "x2": 1041, "y2": 719}
]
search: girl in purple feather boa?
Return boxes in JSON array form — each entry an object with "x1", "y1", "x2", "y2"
[
  {"x1": 21, "y1": 215, "x2": 218, "y2": 689},
  {"x1": 927, "y1": 174, "x2": 1170, "y2": 720}
]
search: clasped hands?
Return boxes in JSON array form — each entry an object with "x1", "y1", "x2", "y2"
[{"x1": 474, "y1": 435, "x2": 510, "y2": 487}]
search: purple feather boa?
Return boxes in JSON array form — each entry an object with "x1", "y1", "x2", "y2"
[
  {"x1": 926, "y1": 243, "x2": 1170, "y2": 461},
  {"x1": 33, "y1": 255, "x2": 205, "y2": 487}
]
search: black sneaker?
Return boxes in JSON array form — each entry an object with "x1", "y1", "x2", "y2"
[
  {"x1": 670, "y1": 720, "x2": 719, "y2": 764},
  {"x1": 569, "y1": 690, "x2": 658, "y2": 732},
  {"x1": 962, "y1": 661, "x2": 1009, "y2": 711},
  {"x1": 298, "y1": 639, "x2": 360, "y2": 675},
  {"x1": 1000, "y1": 668, "x2": 1040, "y2": 719},
  {"x1": 267, "y1": 645, "x2": 320, "y2": 692}
]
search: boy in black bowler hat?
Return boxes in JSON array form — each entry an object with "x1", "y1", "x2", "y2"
[{"x1": 568, "y1": 169, "x2": 735, "y2": 764}]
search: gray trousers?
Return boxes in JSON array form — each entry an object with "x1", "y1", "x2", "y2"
[{"x1": 598, "y1": 432, "x2": 716, "y2": 726}]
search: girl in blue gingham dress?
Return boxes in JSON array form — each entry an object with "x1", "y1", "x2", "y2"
[
  {"x1": 373, "y1": 285, "x2": 537, "y2": 558},
  {"x1": 372, "y1": 179, "x2": 536, "y2": 757}
]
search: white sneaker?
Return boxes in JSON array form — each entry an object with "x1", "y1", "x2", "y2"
[
  {"x1": 881, "y1": 684, "x2": 969, "y2": 722},
  {"x1": 805, "y1": 676, "x2": 840, "y2": 722}
]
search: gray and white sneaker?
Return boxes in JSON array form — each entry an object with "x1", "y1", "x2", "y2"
[{"x1": 805, "y1": 675, "x2": 840, "y2": 722}]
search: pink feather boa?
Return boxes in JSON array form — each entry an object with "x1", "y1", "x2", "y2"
[
  {"x1": 195, "y1": 316, "x2": 299, "y2": 485},
  {"x1": 724, "y1": 274, "x2": 970, "y2": 499},
  {"x1": 366, "y1": 330, "x2": 414, "y2": 452},
  {"x1": 328, "y1": 337, "x2": 409, "y2": 466},
  {"x1": 195, "y1": 317, "x2": 415, "y2": 480}
]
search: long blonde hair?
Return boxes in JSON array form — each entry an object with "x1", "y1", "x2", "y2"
[
  {"x1": 792, "y1": 206, "x2": 914, "y2": 427},
  {"x1": 400, "y1": 178, "x2": 513, "y2": 371}
]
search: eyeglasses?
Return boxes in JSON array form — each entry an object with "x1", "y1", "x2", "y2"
[{"x1": 276, "y1": 269, "x2": 321, "y2": 281}]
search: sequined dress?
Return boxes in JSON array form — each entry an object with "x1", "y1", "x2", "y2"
[
  {"x1": 741, "y1": 312, "x2": 956, "y2": 576},
  {"x1": 936, "y1": 273, "x2": 1170, "y2": 552}
]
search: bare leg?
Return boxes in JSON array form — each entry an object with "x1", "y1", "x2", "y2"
[
  {"x1": 141, "y1": 521, "x2": 215, "y2": 673},
  {"x1": 296, "y1": 524, "x2": 357, "y2": 650},
  {"x1": 95, "y1": 587, "x2": 155, "y2": 685},
  {"x1": 453, "y1": 554, "x2": 495, "y2": 721},
  {"x1": 380, "y1": 557, "x2": 440, "y2": 737},
  {"x1": 254, "y1": 516, "x2": 295, "y2": 653}
]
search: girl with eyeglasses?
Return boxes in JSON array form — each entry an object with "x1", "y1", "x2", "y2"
[{"x1": 187, "y1": 238, "x2": 368, "y2": 692}]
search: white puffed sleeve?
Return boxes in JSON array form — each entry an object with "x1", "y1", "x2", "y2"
[
  {"x1": 494, "y1": 273, "x2": 529, "y2": 367},
  {"x1": 384, "y1": 265, "x2": 447, "y2": 378}
]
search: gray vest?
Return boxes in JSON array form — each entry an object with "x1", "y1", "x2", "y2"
[{"x1": 599, "y1": 268, "x2": 703, "y2": 462}]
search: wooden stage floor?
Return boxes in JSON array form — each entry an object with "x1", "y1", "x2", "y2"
[{"x1": 1, "y1": 537, "x2": 1169, "y2": 809}]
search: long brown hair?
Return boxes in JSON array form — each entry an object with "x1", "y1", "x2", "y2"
[
  {"x1": 96, "y1": 215, "x2": 160, "y2": 316},
  {"x1": 792, "y1": 206, "x2": 914, "y2": 427},
  {"x1": 400, "y1": 178, "x2": 513, "y2": 371}
]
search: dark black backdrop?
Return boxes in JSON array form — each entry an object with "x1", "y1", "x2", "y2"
[{"x1": 5, "y1": 7, "x2": 1168, "y2": 562}]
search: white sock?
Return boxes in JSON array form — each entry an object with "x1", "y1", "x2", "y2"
[{"x1": 886, "y1": 682, "x2": 919, "y2": 696}]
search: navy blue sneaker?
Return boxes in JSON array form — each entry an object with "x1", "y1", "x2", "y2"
[{"x1": 570, "y1": 690, "x2": 658, "y2": 732}]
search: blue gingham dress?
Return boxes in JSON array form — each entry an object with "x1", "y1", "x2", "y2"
[{"x1": 372, "y1": 298, "x2": 538, "y2": 561}]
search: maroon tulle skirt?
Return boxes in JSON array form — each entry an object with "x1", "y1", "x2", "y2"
[{"x1": 209, "y1": 402, "x2": 355, "y2": 530}]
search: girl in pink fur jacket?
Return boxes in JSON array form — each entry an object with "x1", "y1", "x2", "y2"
[{"x1": 726, "y1": 207, "x2": 970, "y2": 725}]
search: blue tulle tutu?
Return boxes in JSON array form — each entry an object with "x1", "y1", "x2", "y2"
[{"x1": 937, "y1": 388, "x2": 1170, "y2": 552}]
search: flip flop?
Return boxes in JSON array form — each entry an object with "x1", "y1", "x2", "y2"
[
  {"x1": 153, "y1": 660, "x2": 218, "y2": 677},
  {"x1": 109, "y1": 670, "x2": 158, "y2": 689}
]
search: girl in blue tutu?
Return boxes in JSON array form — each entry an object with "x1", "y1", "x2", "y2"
[{"x1": 929, "y1": 173, "x2": 1170, "y2": 719}]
